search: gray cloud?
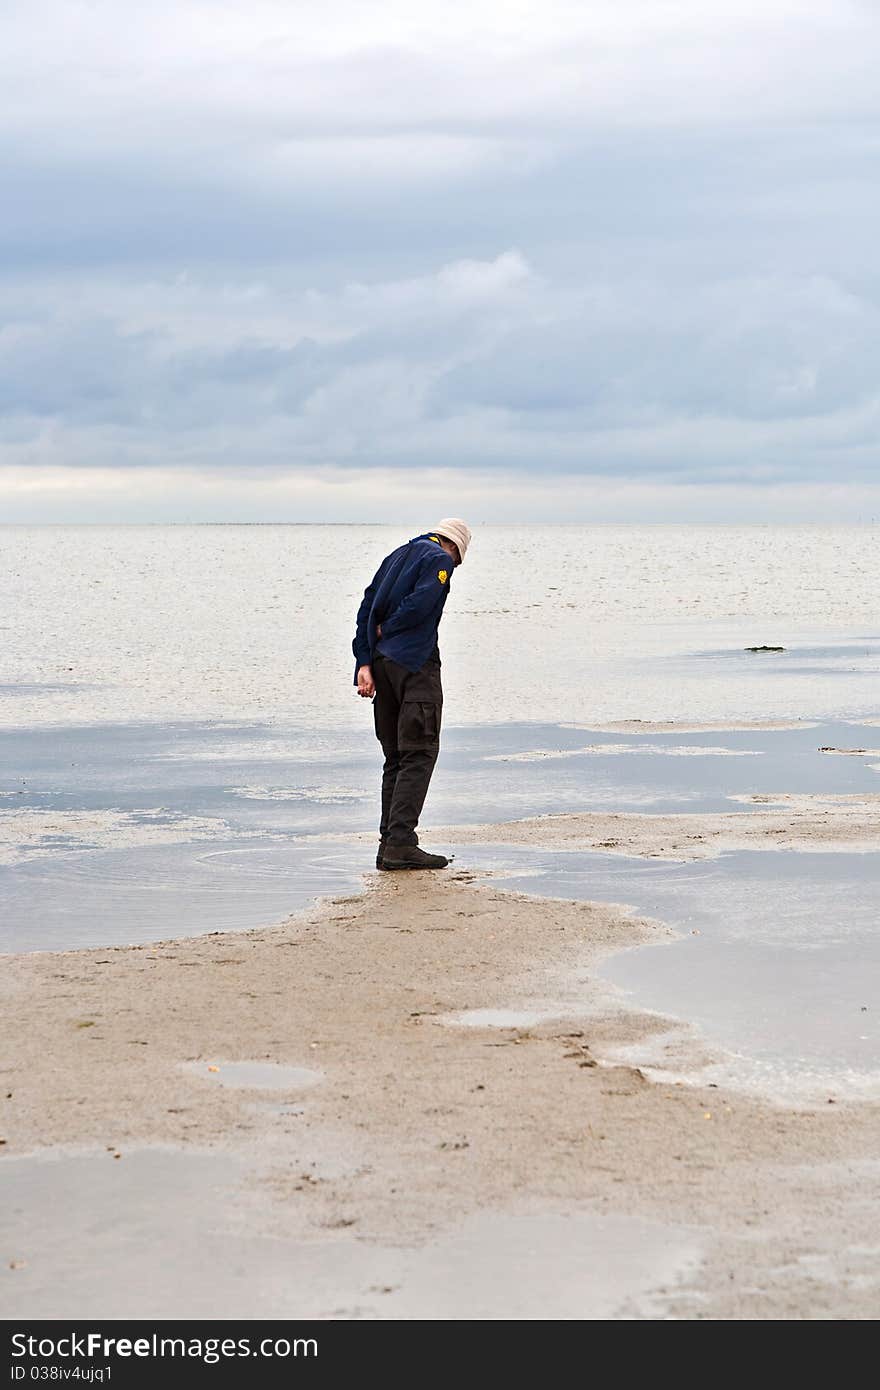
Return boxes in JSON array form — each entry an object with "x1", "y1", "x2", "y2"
[{"x1": 1, "y1": 1, "x2": 880, "y2": 517}]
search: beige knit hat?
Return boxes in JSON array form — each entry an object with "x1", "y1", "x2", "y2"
[{"x1": 432, "y1": 517, "x2": 472, "y2": 563}]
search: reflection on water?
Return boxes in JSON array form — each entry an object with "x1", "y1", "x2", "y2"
[
  {"x1": 2, "y1": 717, "x2": 878, "y2": 833},
  {"x1": 0, "y1": 1148, "x2": 702, "y2": 1320},
  {"x1": 4, "y1": 525, "x2": 880, "y2": 733},
  {"x1": 180, "y1": 1060, "x2": 323, "y2": 1090},
  {"x1": 2, "y1": 717, "x2": 878, "y2": 957},
  {"x1": 0, "y1": 842, "x2": 364, "y2": 953},
  {"x1": 465, "y1": 843, "x2": 880, "y2": 1098}
]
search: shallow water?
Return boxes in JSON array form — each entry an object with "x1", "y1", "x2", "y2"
[
  {"x1": 0, "y1": 840, "x2": 364, "y2": 953},
  {"x1": 2, "y1": 719, "x2": 878, "y2": 954},
  {"x1": 467, "y1": 843, "x2": 880, "y2": 1100},
  {"x1": 0, "y1": 1148, "x2": 701, "y2": 1319},
  {"x1": 180, "y1": 1060, "x2": 323, "y2": 1090},
  {"x1": 2, "y1": 717, "x2": 875, "y2": 838},
  {"x1": 3, "y1": 524, "x2": 880, "y2": 731}
]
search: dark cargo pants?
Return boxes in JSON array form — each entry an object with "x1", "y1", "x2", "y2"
[{"x1": 372, "y1": 650, "x2": 443, "y2": 847}]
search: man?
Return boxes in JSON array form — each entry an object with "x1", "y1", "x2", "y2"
[{"x1": 353, "y1": 518, "x2": 472, "y2": 871}]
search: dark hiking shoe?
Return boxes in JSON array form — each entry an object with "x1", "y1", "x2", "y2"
[{"x1": 382, "y1": 845, "x2": 450, "y2": 871}]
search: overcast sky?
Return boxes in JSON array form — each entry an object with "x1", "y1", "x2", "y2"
[{"x1": 3, "y1": 0, "x2": 880, "y2": 522}]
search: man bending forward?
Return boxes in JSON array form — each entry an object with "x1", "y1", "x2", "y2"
[{"x1": 353, "y1": 519, "x2": 472, "y2": 871}]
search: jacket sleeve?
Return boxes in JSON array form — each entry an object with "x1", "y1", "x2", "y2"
[
  {"x1": 352, "y1": 559, "x2": 387, "y2": 672},
  {"x1": 379, "y1": 554, "x2": 447, "y2": 641}
]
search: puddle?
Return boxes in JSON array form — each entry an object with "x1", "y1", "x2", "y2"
[
  {"x1": 463, "y1": 844, "x2": 880, "y2": 1100},
  {"x1": 0, "y1": 1148, "x2": 270, "y2": 1319},
  {"x1": 370, "y1": 1209, "x2": 703, "y2": 1320},
  {"x1": 181, "y1": 1060, "x2": 322, "y2": 1090},
  {"x1": 0, "y1": 1149, "x2": 703, "y2": 1320},
  {"x1": 0, "y1": 841, "x2": 365, "y2": 953}
]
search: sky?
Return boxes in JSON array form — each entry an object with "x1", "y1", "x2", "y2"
[{"x1": 2, "y1": 0, "x2": 880, "y2": 523}]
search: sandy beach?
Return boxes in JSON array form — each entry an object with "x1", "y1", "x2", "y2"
[
  {"x1": 6, "y1": 0, "x2": 880, "y2": 1325},
  {"x1": 3, "y1": 797, "x2": 879, "y2": 1320}
]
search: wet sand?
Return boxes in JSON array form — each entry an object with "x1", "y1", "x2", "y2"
[
  {"x1": 436, "y1": 793, "x2": 880, "y2": 859},
  {"x1": 2, "y1": 798, "x2": 880, "y2": 1319}
]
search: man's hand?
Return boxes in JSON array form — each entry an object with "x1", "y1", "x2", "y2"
[{"x1": 357, "y1": 665, "x2": 375, "y2": 698}]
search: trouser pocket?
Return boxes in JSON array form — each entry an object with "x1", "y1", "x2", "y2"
[{"x1": 399, "y1": 700, "x2": 442, "y2": 751}]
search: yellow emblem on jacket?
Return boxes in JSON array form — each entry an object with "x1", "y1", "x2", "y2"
[{"x1": 438, "y1": 569, "x2": 448, "y2": 583}]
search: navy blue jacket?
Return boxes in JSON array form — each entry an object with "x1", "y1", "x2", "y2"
[{"x1": 353, "y1": 534, "x2": 452, "y2": 678}]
